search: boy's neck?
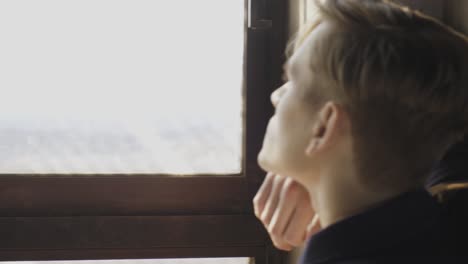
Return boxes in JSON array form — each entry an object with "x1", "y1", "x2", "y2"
[{"x1": 305, "y1": 166, "x2": 409, "y2": 229}]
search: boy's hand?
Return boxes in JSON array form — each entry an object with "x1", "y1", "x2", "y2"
[{"x1": 253, "y1": 172, "x2": 321, "y2": 251}]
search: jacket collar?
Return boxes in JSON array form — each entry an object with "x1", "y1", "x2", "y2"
[{"x1": 299, "y1": 189, "x2": 441, "y2": 264}]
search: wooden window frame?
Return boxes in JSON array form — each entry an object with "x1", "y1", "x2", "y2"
[{"x1": 0, "y1": 1, "x2": 288, "y2": 263}]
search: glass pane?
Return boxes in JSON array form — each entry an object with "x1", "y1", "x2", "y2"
[
  {"x1": 0, "y1": 0, "x2": 243, "y2": 174},
  {"x1": 0, "y1": 258, "x2": 253, "y2": 264}
]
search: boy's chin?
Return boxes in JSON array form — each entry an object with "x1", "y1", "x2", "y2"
[
  {"x1": 257, "y1": 150, "x2": 281, "y2": 175},
  {"x1": 257, "y1": 150, "x2": 273, "y2": 172}
]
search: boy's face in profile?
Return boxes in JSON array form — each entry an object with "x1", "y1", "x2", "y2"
[{"x1": 258, "y1": 21, "x2": 335, "y2": 183}]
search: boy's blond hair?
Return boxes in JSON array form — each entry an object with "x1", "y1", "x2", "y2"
[{"x1": 288, "y1": 0, "x2": 468, "y2": 190}]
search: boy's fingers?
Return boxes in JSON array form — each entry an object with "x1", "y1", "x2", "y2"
[
  {"x1": 268, "y1": 178, "x2": 299, "y2": 240},
  {"x1": 270, "y1": 235, "x2": 293, "y2": 252},
  {"x1": 283, "y1": 202, "x2": 315, "y2": 246},
  {"x1": 305, "y1": 214, "x2": 322, "y2": 239},
  {"x1": 254, "y1": 175, "x2": 315, "y2": 251},
  {"x1": 268, "y1": 178, "x2": 300, "y2": 235},
  {"x1": 253, "y1": 172, "x2": 275, "y2": 218},
  {"x1": 261, "y1": 174, "x2": 285, "y2": 226}
]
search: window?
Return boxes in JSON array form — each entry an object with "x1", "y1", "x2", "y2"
[
  {"x1": 0, "y1": 0, "x2": 287, "y2": 263},
  {"x1": 0, "y1": 0, "x2": 243, "y2": 175}
]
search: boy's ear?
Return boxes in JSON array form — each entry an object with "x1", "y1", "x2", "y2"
[{"x1": 305, "y1": 102, "x2": 340, "y2": 156}]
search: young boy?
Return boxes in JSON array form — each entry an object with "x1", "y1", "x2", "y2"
[{"x1": 254, "y1": 0, "x2": 468, "y2": 262}]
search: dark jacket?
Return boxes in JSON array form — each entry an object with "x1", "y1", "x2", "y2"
[
  {"x1": 299, "y1": 139, "x2": 468, "y2": 264},
  {"x1": 299, "y1": 189, "x2": 468, "y2": 264}
]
